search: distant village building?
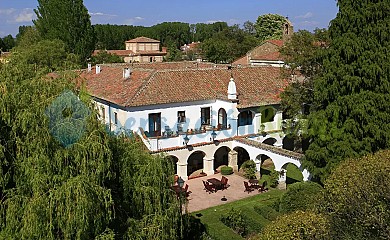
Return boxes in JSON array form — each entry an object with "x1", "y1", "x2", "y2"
[
  {"x1": 0, "y1": 51, "x2": 10, "y2": 64},
  {"x1": 93, "y1": 36, "x2": 167, "y2": 63},
  {"x1": 233, "y1": 18, "x2": 293, "y2": 67}
]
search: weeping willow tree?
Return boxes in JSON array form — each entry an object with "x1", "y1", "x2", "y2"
[{"x1": 0, "y1": 41, "x2": 183, "y2": 239}]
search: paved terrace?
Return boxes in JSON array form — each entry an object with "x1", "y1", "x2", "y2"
[{"x1": 183, "y1": 173, "x2": 269, "y2": 213}]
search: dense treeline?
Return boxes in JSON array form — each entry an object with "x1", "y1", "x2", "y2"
[{"x1": 93, "y1": 21, "x2": 229, "y2": 50}]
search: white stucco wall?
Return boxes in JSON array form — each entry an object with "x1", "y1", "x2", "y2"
[{"x1": 94, "y1": 98, "x2": 284, "y2": 151}]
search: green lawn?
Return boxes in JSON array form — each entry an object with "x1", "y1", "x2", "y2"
[{"x1": 192, "y1": 189, "x2": 284, "y2": 240}]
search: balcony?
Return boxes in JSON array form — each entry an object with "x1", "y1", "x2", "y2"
[{"x1": 138, "y1": 125, "x2": 232, "y2": 151}]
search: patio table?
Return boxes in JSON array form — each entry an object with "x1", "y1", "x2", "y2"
[
  {"x1": 248, "y1": 179, "x2": 260, "y2": 190},
  {"x1": 207, "y1": 178, "x2": 223, "y2": 190}
]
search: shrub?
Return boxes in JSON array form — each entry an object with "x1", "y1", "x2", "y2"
[
  {"x1": 241, "y1": 160, "x2": 257, "y2": 179},
  {"x1": 256, "y1": 211, "x2": 331, "y2": 240},
  {"x1": 279, "y1": 181, "x2": 322, "y2": 213},
  {"x1": 265, "y1": 169, "x2": 279, "y2": 188},
  {"x1": 220, "y1": 166, "x2": 233, "y2": 175},
  {"x1": 320, "y1": 150, "x2": 390, "y2": 239},
  {"x1": 253, "y1": 205, "x2": 280, "y2": 221},
  {"x1": 220, "y1": 208, "x2": 248, "y2": 237}
]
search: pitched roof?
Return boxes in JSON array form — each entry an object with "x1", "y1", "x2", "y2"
[
  {"x1": 266, "y1": 39, "x2": 284, "y2": 47},
  {"x1": 125, "y1": 36, "x2": 160, "y2": 43},
  {"x1": 80, "y1": 64, "x2": 289, "y2": 109},
  {"x1": 251, "y1": 52, "x2": 283, "y2": 61}
]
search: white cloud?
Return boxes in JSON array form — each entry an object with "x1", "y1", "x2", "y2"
[
  {"x1": 206, "y1": 20, "x2": 223, "y2": 24},
  {"x1": 123, "y1": 17, "x2": 145, "y2": 25},
  {"x1": 14, "y1": 9, "x2": 35, "y2": 23},
  {"x1": 89, "y1": 12, "x2": 117, "y2": 17},
  {"x1": 0, "y1": 8, "x2": 16, "y2": 15},
  {"x1": 295, "y1": 12, "x2": 314, "y2": 19},
  {"x1": 299, "y1": 20, "x2": 319, "y2": 26}
]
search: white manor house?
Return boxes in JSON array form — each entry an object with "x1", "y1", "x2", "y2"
[{"x1": 79, "y1": 62, "x2": 310, "y2": 182}]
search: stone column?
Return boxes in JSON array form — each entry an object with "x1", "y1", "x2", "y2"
[
  {"x1": 228, "y1": 150, "x2": 238, "y2": 172},
  {"x1": 277, "y1": 169, "x2": 287, "y2": 190},
  {"x1": 203, "y1": 158, "x2": 215, "y2": 176},
  {"x1": 177, "y1": 162, "x2": 188, "y2": 181},
  {"x1": 254, "y1": 159, "x2": 261, "y2": 179}
]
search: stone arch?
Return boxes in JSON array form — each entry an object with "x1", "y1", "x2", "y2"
[
  {"x1": 187, "y1": 151, "x2": 205, "y2": 176},
  {"x1": 262, "y1": 137, "x2": 277, "y2": 146},
  {"x1": 255, "y1": 153, "x2": 275, "y2": 176},
  {"x1": 214, "y1": 146, "x2": 231, "y2": 171},
  {"x1": 281, "y1": 162, "x2": 303, "y2": 185},
  {"x1": 233, "y1": 146, "x2": 250, "y2": 170},
  {"x1": 167, "y1": 155, "x2": 179, "y2": 175}
]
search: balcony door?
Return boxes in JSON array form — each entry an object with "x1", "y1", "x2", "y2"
[{"x1": 149, "y1": 113, "x2": 161, "y2": 137}]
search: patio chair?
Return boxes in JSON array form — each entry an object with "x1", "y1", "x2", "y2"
[
  {"x1": 244, "y1": 181, "x2": 254, "y2": 194},
  {"x1": 183, "y1": 184, "x2": 192, "y2": 197},
  {"x1": 203, "y1": 180, "x2": 215, "y2": 194},
  {"x1": 221, "y1": 176, "x2": 229, "y2": 190}
]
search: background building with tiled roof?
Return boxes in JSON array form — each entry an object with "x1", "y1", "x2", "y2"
[
  {"x1": 94, "y1": 36, "x2": 167, "y2": 63},
  {"x1": 79, "y1": 62, "x2": 298, "y2": 180},
  {"x1": 233, "y1": 19, "x2": 293, "y2": 67}
]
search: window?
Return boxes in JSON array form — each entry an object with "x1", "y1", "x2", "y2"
[
  {"x1": 101, "y1": 106, "x2": 105, "y2": 120},
  {"x1": 178, "y1": 111, "x2": 186, "y2": 123},
  {"x1": 201, "y1": 107, "x2": 211, "y2": 125},
  {"x1": 114, "y1": 112, "x2": 118, "y2": 125},
  {"x1": 148, "y1": 113, "x2": 161, "y2": 137},
  {"x1": 261, "y1": 107, "x2": 275, "y2": 123},
  {"x1": 218, "y1": 108, "x2": 227, "y2": 129},
  {"x1": 238, "y1": 110, "x2": 253, "y2": 126}
]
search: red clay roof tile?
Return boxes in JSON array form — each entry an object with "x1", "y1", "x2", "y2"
[{"x1": 80, "y1": 63, "x2": 289, "y2": 109}]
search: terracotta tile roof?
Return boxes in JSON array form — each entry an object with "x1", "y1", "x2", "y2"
[
  {"x1": 266, "y1": 39, "x2": 284, "y2": 47},
  {"x1": 79, "y1": 66, "x2": 154, "y2": 106},
  {"x1": 93, "y1": 50, "x2": 135, "y2": 57},
  {"x1": 125, "y1": 36, "x2": 160, "y2": 43},
  {"x1": 80, "y1": 64, "x2": 289, "y2": 109},
  {"x1": 104, "y1": 62, "x2": 222, "y2": 70},
  {"x1": 232, "y1": 55, "x2": 250, "y2": 66},
  {"x1": 251, "y1": 52, "x2": 283, "y2": 61}
]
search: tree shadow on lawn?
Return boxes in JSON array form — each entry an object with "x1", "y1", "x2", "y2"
[{"x1": 183, "y1": 215, "x2": 207, "y2": 240}]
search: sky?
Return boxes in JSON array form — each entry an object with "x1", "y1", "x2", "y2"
[{"x1": 0, "y1": 0, "x2": 339, "y2": 38}]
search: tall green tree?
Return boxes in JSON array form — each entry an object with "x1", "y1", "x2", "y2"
[
  {"x1": 255, "y1": 14, "x2": 287, "y2": 41},
  {"x1": 304, "y1": 0, "x2": 390, "y2": 182},
  {"x1": 279, "y1": 29, "x2": 329, "y2": 151},
  {"x1": 2, "y1": 34, "x2": 16, "y2": 51},
  {"x1": 34, "y1": 0, "x2": 95, "y2": 63},
  {"x1": 201, "y1": 24, "x2": 258, "y2": 63}
]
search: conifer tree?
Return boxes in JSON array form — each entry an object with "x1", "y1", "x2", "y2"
[
  {"x1": 34, "y1": 0, "x2": 95, "y2": 63},
  {"x1": 304, "y1": 0, "x2": 390, "y2": 182}
]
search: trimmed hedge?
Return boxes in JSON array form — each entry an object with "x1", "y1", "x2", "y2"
[
  {"x1": 220, "y1": 208, "x2": 248, "y2": 237},
  {"x1": 279, "y1": 181, "x2": 323, "y2": 213},
  {"x1": 253, "y1": 205, "x2": 280, "y2": 221},
  {"x1": 221, "y1": 166, "x2": 233, "y2": 175}
]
